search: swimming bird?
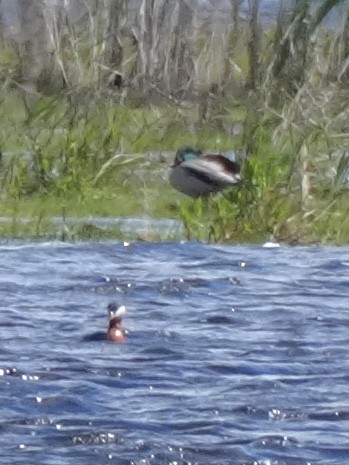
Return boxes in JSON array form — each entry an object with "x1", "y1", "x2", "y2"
[
  {"x1": 107, "y1": 302, "x2": 127, "y2": 343},
  {"x1": 81, "y1": 303, "x2": 128, "y2": 343},
  {"x1": 169, "y1": 147, "x2": 241, "y2": 198}
]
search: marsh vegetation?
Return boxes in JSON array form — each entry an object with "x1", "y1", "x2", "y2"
[{"x1": 0, "y1": 0, "x2": 348, "y2": 243}]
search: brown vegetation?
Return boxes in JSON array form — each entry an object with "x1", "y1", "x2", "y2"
[{"x1": 1, "y1": 1, "x2": 345, "y2": 98}]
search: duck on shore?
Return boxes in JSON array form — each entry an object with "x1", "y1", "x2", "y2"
[{"x1": 169, "y1": 147, "x2": 241, "y2": 198}]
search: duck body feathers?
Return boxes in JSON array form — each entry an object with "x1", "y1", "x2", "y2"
[{"x1": 170, "y1": 147, "x2": 241, "y2": 198}]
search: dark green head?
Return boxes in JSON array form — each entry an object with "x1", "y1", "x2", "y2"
[{"x1": 173, "y1": 147, "x2": 202, "y2": 166}]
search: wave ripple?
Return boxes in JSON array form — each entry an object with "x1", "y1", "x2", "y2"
[{"x1": 0, "y1": 242, "x2": 348, "y2": 465}]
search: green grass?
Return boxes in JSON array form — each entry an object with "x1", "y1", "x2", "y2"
[{"x1": 0, "y1": 88, "x2": 348, "y2": 244}]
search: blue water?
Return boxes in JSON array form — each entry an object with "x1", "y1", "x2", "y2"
[{"x1": 0, "y1": 241, "x2": 348, "y2": 465}]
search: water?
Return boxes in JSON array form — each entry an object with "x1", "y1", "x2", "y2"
[{"x1": 0, "y1": 241, "x2": 348, "y2": 465}]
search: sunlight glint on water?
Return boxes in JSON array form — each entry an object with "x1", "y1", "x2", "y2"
[{"x1": 0, "y1": 241, "x2": 348, "y2": 465}]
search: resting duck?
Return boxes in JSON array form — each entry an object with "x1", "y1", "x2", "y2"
[
  {"x1": 169, "y1": 147, "x2": 241, "y2": 198},
  {"x1": 107, "y1": 302, "x2": 127, "y2": 343}
]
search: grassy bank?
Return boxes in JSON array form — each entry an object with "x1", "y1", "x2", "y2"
[
  {"x1": 0, "y1": 90, "x2": 347, "y2": 244},
  {"x1": 0, "y1": 93, "x2": 237, "y2": 241},
  {"x1": 1, "y1": 0, "x2": 348, "y2": 244}
]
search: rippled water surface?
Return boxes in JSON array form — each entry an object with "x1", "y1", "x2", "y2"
[{"x1": 0, "y1": 241, "x2": 348, "y2": 465}]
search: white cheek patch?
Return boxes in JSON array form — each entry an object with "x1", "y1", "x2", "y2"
[{"x1": 114, "y1": 305, "x2": 126, "y2": 319}]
